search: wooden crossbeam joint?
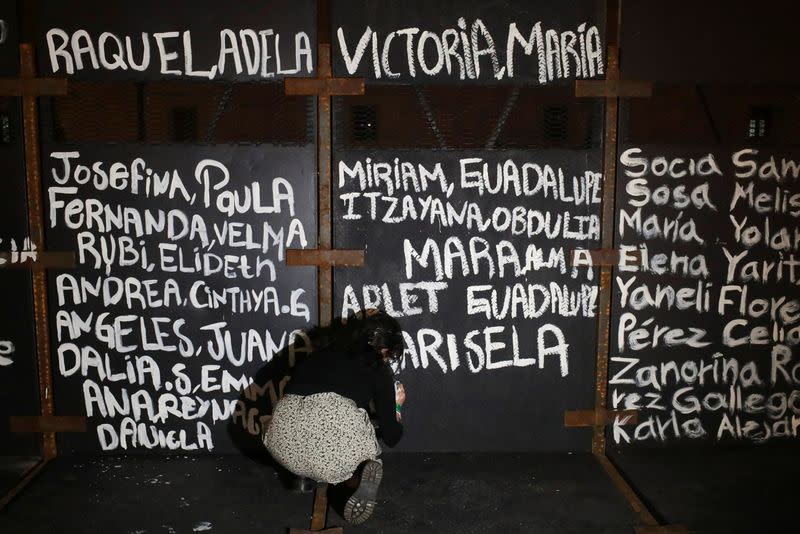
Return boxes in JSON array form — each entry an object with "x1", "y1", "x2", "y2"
[
  {"x1": 10, "y1": 415, "x2": 87, "y2": 433},
  {"x1": 575, "y1": 79, "x2": 652, "y2": 98},
  {"x1": 569, "y1": 248, "x2": 641, "y2": 267},
  {"x1": 564, "y1": 409, "x2": 638, "y2": 427},
  {"x1": 287, "y1": 248, "x2": 364, "y2": 267},
  {"x1": 574, "y1": 44, "x2": 652, "y2": 98},
  {"x1": 284, "y1": 43, "x2": 364, "y2": 97},
  {"x1": 0, "y1": 77, "x2": 67, "y2": 96},
  {"x1": 285, "y1": 76, "x2": 364, "y2": 97}
]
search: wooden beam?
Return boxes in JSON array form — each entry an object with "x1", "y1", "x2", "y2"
[
  {"x1": 0, "y1": 251, "x2": 75, "y2": 269},
  {"x1": 283, "y1": 40, "x2": 365, "y2": 326},
  {"x1": 20, "y1": 43, "x2": 57, "y2": 459},
  {"x1": 9, "y1": 415, "x2": 87, "y2": 433},
  {"x1": 575, "y1": 79, "x2": 652, "y2": 98},
  {"x1": 590, "y1": 40, "x2": 623, "y2": 456},
  {"x1": 310, "y1": 483, "x2": 329, "y2": 530},
  {"x1": 569, "y1": 248, "x2": 641, "y2": 267},
  {"x1": 286, "y1": 249, "x2": 364, "y2": 267},
  {"x1": 0, "y1": 77, "x2": 67, "y2": 96},
  {"x1": 564, "y1": 409, "x2": 638, "y2": 427},
  {"x1": 285, "y1": 76, "x2": 363, "y2": 96}
]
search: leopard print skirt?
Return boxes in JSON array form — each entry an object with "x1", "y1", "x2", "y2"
[{"x1": 264, "y1": 392, "x2": 381, "y2": 484}]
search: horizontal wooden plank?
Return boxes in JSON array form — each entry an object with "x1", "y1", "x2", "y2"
[
  {"x1": 286, "y1": 248, "x2": 365, "y2": 267},
  {"x1": 564, "y1": 409, "x2": 638, "y2": 427},
  {"x1": 9, "y1": 415, "x2": 87, "y2": 433},
  {"x1": 569, "y1": 248, "x2": 641, "y2": 267},
  {"x1": 575, "y1": 79, "x2": 652, "y2": 98},
  {"x1": 0, "y1": 78, "x2": 67, "y2": 96},
  {"x1": 0, "y1": 251, "x2": 76, "y2": 269},
  {"x1": 285, "y1": 76, "x2": 364, "y2": 96}
]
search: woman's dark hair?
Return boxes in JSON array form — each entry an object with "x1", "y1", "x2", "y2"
[
  {"x1": 362, "y1": 310, "x2": 405, "y2": 362},
  {"x1": 306, "y1": 309, "x2": 404, "y2": 366}
]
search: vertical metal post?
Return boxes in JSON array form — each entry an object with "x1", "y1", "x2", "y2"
[
  {"x1": 20, "y1": 42, "x2": 56, "y2": 459},
  {"x1": 309, "y1": 483, "x2": 328, "y2": 530},
  {"x1": 591, "y1": 0, "x2": 621, "y2": 456},
  {"x1": 317, "y1": 43, "x2": 333, "y2": 326}
]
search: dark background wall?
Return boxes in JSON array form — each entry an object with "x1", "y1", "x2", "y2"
[
  {"x1": 0, "y1": 1, "x2": 40, "y2": 458},
  {"x1": 3, "y1": 0, "x2": 800, "y2": 454}
]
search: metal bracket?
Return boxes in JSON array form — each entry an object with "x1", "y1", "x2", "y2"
[
  {"x1": 575, "y1": 78, "x2": 653, "y2": 98},
  {"x1": 286, "y1": 249, "x2": 364, "y2": 267},
  {"x1": 564, "y1": 409, "x2": 638, "y2": 427},
  {"x1": 0, "y1": 77, "x2": 67, "y2": 96},
  {"x1": 10, "y1": 415, "x2": 87, "y2": 433},
  {"x1": 0, "y1": 251, "x2": 76, "y2": 269},
  {"x1": 569, "y1": 248, "x2": 641, "y2": 267},
  {"x1": 286, "y1": 76, "x2": 364, "y2": 97}
]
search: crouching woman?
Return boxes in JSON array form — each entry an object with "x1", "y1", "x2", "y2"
[{"x1": 264, "y1": 311, "x2": 406, "y2": 525}]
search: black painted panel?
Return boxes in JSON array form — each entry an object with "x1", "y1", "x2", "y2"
[
  {"x1": 332, "y1": 0, "x2": 605, "y2": 85},
  {"x1": 42, "y1": 144, "x2": 317, "y2": 454},
  {"x1": 37, "y1": 0, "x2": 316, "y2": 81},
  {"x1": 610, "y1": 144, "x2": 800, "y2": 447},
  {"x1": 334, "y1": 149, "x2": 602, "y2": 451},
  {"x1": 0, "y1": 3, "x2": 40, "y2": 457}
]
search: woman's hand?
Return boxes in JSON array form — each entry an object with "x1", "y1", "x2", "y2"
[
  {"x1": 395, "y1": 382, "x2": 406, "y2": 406},
  {"x1": 395, "y1": 382, "x2": 406, "y2": 422}
]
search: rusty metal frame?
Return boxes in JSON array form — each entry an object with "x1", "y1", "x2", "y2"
[
  {"x1": 597, "y1": 454, "x2": 663, "y2": 529},
  {"x1": 283, "y1": 2, "x2": 364, "y2": 328},
  {"x1": 288, "y1": 10, "x2": 354, "y2": 533},
  {"x1": 284, "y1": 43, "x2": 364, "y2": 325},
  {"x1": 565, "y1": 2, "x2": 687, "y2": 532},
  {"x1": 317, "y1": 43, "x2": 334, "y2": 325},
  {"x1": 20, "y1": 43, "x2": 57, "y2": 459},
  {"x1": 0, "y1": 459, "x2": 50, "y2": 511},
  {"x1": 591, "y1": 42, "x2": 622, "y2": 456}
]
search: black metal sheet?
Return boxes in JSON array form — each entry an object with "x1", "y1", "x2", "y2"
[
  {"x1": 42, "y1": 144, "x2": 318, "y2": 454},
  {"x1": 37, "y1": 0, "x2": 316, "y2": 81},
  {"x1": 334, "y1": 148, "x2": 603, "y2": 451},
  {"x1": 609, "y1": 144, "x2": 800, "y2": 448},
  {"x1": 332, "y1": 0, "x2": 606, "y2": 85}
]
